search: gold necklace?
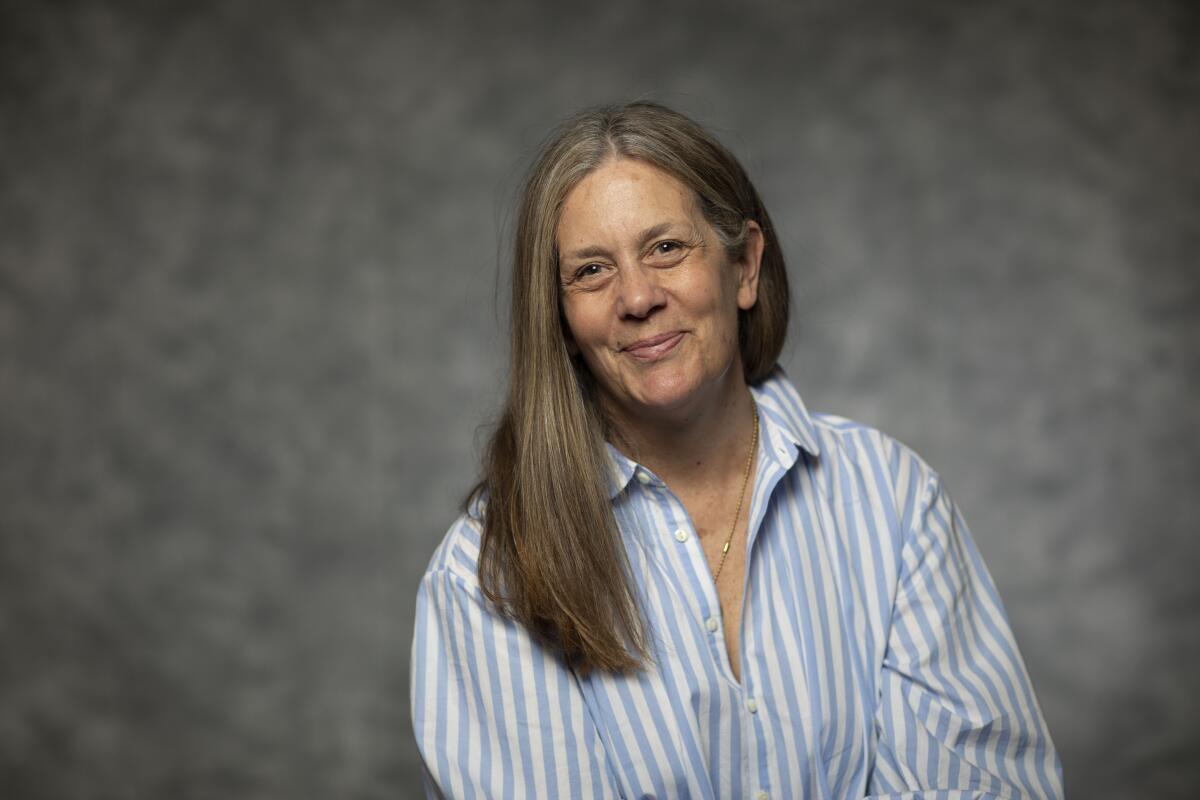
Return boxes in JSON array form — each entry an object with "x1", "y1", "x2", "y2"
[{"x1": 713, "y1": 405, "x2": 758, "y2": 583}]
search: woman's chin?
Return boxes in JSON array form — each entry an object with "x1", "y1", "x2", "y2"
[{"x1": 619, "y1": 373, "x2": 706, "y2": 420}]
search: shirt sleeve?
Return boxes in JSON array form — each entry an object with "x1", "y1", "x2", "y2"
[
  {"x1": 410, "y1": 564, "x2": 621, "y2": 800},
  {"x1": 865, "y1": 465, "x2": 1064, "y2": 799}
]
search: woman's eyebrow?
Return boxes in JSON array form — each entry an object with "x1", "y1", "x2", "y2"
[
  {"x1": 564, "y1": 243, "x2": 611, "y2": 262},
  {"x1": 636, "y1": 222, "x2": 677, "y2": 249},
  {"x1": 563, "y1": 222, "x2": 681, "y2": 262}
]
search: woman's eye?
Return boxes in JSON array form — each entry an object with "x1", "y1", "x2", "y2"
[
  {"x1": 653, "y1": 241, "x2": 682, "y2": 256},
  {"x1": 575, "y1": 264, "x2": 603, "y2": 280}
]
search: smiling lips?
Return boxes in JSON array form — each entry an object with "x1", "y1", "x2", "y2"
[{"x1": 622, "y1": 331, "x2": 684, "y2": 361}]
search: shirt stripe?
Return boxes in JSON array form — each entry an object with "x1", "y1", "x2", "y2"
[{"x1": 411, "y1": 368, "x2": 1064, "y2": 799}]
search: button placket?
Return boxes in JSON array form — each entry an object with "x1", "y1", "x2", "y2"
[{"x1": 656, "y1": 486, "x2": 731, "y2": 677}]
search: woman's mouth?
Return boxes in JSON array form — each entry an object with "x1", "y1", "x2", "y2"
[{"x1": 622, "y1": 331, "x2": 684, "y2": 361}]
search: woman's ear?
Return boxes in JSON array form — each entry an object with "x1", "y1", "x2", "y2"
[{"x1": 736, "y1": 221, "x2": 765, "y2": 311}]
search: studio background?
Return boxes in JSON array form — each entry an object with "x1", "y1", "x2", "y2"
[{"x1": 2, "y1": 1, "x2": 1197, "y2": 798}]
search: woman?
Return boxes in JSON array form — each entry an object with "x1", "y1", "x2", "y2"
[{"x1": 412, "y1": 102, "x2": 1063, "y2": 799}]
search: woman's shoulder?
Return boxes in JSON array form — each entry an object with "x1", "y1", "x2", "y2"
[
  {"x1": 809, "y1": 411, "x2": 926, "y2": 467},
  {"x1": 420, "y1": 498, "x2": 488, "y2": 589},
  {"x1": 755, "y1": 367, "x2": 935, "y2": 482}
]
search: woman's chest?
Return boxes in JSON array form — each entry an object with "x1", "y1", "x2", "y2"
[{"x1": 593, "y1": 498, "x2": 889, "y2": 798}]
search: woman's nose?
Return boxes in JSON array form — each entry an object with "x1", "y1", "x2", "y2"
[{"x1": 615, "y1": 264, "x2": 666, "y2": 319}]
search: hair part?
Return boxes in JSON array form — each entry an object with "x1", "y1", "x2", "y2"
[{"x1": 469, "y1": 101, "x2": 790, "y2": 674}]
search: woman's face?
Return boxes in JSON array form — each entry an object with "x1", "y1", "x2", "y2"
[{"x1": 556, "y1": 157, "x2": 761, "y2": 427}]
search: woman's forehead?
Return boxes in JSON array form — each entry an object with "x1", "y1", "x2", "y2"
[{"x1": 558, "y1": 159, "x2": 701, "y2": 249}]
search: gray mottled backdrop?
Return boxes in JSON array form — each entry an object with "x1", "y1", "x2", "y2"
[{"x1": 2, "y1": 0, "x2": 1197, "y2": 797}]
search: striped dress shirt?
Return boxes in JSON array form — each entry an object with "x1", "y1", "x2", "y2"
[{"x1": 411, "y1": 368, "x2": 1063, "y2": 798}]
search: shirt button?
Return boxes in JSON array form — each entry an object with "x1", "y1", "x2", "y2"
[
  {"x1": 705, "y1": 616, "x2": 719, "y2": 632},
  {"x1": 635, "y1": 470, "x2": 652, "y2": 485},
  {"x1": 674, "y1": 529, "x2": 688, "y2": 542},
  {"x1": 746, "y1": 698, "x2": 758, "y2": 714},
  {"x1": 756, "y1": 792, "x2": 769, "y2": 800}
]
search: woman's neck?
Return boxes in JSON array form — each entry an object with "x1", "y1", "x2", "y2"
[{"x1": 605, "y1": 373, "x2": 757, "y2": 493}]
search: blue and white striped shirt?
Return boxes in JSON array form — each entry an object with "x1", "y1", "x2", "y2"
[{"x1": 412, "y1": 369, "x2": 1063, "y2": 798}]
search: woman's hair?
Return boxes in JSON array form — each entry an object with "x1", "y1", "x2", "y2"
[{"x1": 469, "y1": 101, "x2": 790, "y2": 674}]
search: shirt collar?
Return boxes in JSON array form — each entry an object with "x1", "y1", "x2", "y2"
[
  {"x1": 605, "y1": 443, "x2": 639, "y2": 499},
  {"x1": 604, "y1": 366, "x2": 821, "y2": 499},
  {"x1": 750, "y1": 365, "x2": 823, "y2": 462}
]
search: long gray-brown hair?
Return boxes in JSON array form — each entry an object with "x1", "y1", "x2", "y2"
[{"x1": 469, "y1": 101, "x2": 789, "y2": 674}]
